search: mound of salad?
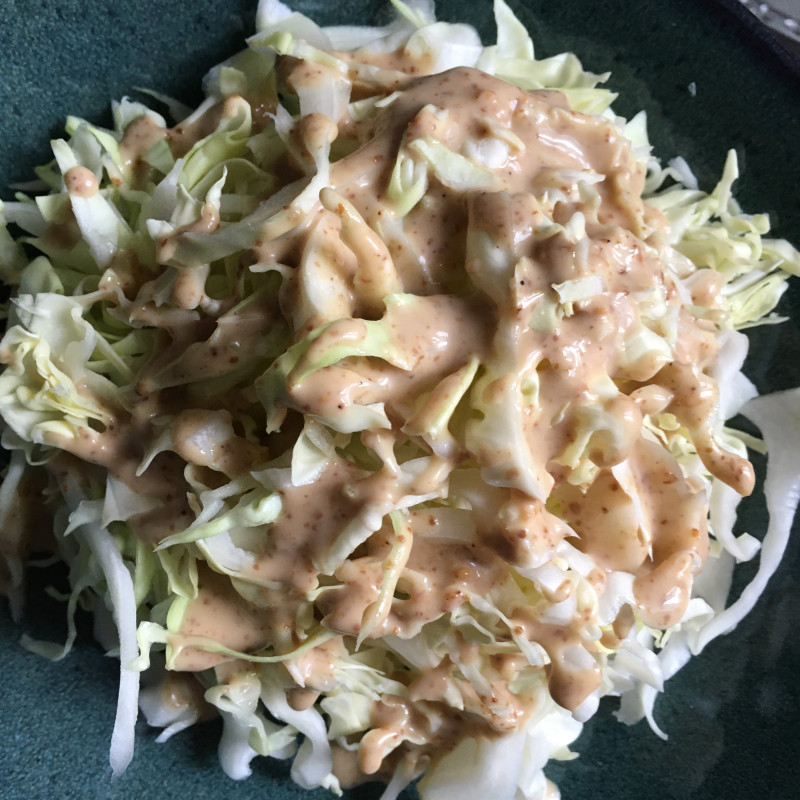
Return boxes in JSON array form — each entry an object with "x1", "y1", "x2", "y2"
[{"x1": 1, "y1": 1, "x2": 799, "y2": 798}]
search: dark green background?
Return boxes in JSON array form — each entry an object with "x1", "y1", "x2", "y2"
[{"x1": 1, "y1": 1, "x2": 798, "y2": 798}]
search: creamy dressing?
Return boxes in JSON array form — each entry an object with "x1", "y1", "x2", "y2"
[
  {"x1": 322, "y1": 68, "x2": 650, "y2": 293},
  {"x1": 63, "y1": 165, "x2": 99, "y2": 197},
  {"x1": 290, "y1": 292, "x2": 492, "y2": 422},
  {"x1": 175, "y1": 565, "x2": 274, "y2": 670},
  {"x1": 119, "y1": 104, "x2": 226, "y2": 170}
]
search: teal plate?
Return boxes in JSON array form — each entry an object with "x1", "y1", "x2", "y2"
[{"x1": 1, "y1": 1, "x2": 799, "y2": 799}]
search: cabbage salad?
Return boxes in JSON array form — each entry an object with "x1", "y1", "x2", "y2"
[{"x1": 1, "y1": 1, "x2": 799, "y2": 798}]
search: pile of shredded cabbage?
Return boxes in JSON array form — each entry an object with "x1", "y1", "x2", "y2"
[{"x1": 1, "y1": 1, "x2": 799, "y2": 798}]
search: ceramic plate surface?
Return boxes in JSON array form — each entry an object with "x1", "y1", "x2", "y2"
[{"x1": 1, "y1": 2, "x2": 798, "y2": 798}]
